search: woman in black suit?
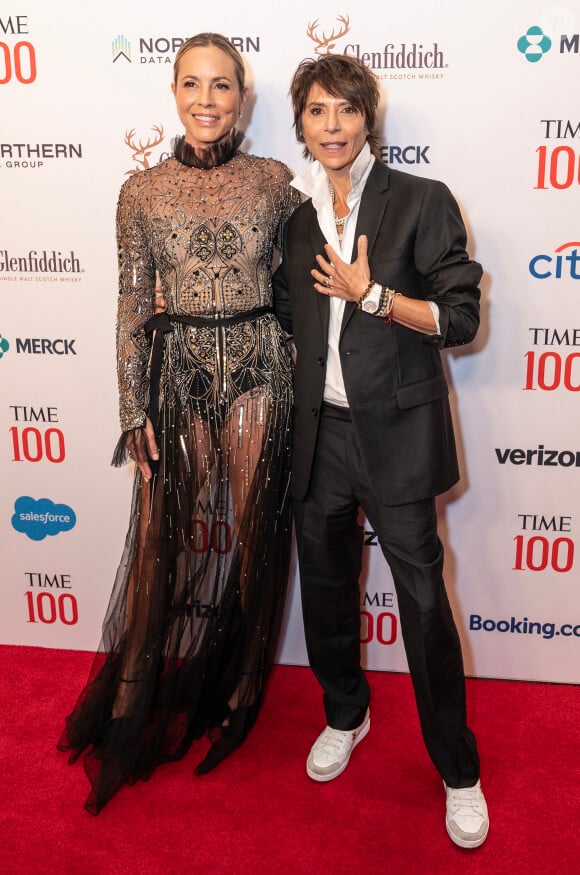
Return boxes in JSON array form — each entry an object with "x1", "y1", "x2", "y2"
[{"x1": 274, "y1": 53, "x2": 489, "y2": 849}]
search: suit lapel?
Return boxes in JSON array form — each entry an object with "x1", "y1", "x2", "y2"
[
  {"x1": 305, "y1": 204, "x2": 331, "y2": 341},
  {"x1": 341, "y1": 161, "x2": 391, "y2": 336}
]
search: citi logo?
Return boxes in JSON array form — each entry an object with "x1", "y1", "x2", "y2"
[
  {"x1": 529, "y1": 242, "x2": 580, "y2": 279},
  {"x1": 495, "y1": 445, "x2": 580, "y2": 467}
]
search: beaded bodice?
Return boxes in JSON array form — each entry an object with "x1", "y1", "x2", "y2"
[{"x1": 115, "y1": 152, "x2": 299, "y2": 431}]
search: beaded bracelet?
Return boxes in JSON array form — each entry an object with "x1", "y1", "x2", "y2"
[{"x1": 377, "y1": 287, "x2": 401, "y2": 324}]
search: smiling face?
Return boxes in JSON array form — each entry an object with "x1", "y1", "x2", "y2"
[
  {"x1": 300, "y1": 83, "x2": 369, "y2": 178},
  {"x1": 171, "y1": 45, "x2": 248, "y2": 153}
]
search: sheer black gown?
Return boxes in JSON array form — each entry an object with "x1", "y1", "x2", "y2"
[{"x1": 58, "y1": 136, "x2": 300, "y2": 814}]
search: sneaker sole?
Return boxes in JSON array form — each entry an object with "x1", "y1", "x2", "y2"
[
  {"x1": 445, "y1": 820, "x2": 489, "y2": 850},
  {"x1": 306, "y1": 717, "x2": 371, "y2": 783}
]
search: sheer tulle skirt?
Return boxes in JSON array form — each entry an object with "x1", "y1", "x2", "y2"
[{"x1": 58, "y1": 382, "x2": 292, "y2": 814}]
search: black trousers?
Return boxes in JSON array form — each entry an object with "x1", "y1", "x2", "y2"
[{"x1": 293, "y1": 404, "x2": 480, "y2": 789}]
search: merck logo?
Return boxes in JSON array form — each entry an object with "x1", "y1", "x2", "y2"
[{"x1": 517, "y1": 26, "x2": 552, "y2": 62}]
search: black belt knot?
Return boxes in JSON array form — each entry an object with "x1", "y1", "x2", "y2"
[{"x1": 141, "y1": 306, "x2": 273, "y2": 426}]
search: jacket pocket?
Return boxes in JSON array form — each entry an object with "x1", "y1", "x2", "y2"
[{"x1": 395, "y1": 373, "x2": 449, "y2": 409}]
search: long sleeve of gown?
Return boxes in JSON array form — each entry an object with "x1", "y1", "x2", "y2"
[{"x1": 115, "y1": 173, "x2": 156, "y2": 434}]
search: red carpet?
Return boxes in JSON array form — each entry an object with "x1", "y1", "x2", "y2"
[{"x1": 1, "y1": 645, "x2": 578, "y2": 874}]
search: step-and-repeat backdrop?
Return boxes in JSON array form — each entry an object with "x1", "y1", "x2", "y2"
[{"x1": 2, "y1": 1, "x2": 578, "y2": 683}]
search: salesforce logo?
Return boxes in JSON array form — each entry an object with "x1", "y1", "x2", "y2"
[
  {"x1": 517, "y1": 26, "x2": 552, "y2": 62},
  {"x1": 11, "y1": 496, "x2": 77, "y2": 541},
  {"x1": 0, "y1": 334, "x2": 9, "y2": 358}
]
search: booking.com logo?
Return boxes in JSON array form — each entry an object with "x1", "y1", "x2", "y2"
[
  {"x1": 11, "y1": 496, "x2": 77, "y2": 541},
  {"x1": 517, "y1": 26, "x2": 552, "y2": 62}
]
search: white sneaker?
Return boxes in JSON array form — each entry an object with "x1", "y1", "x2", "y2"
[
  {"x1": 306, "y1": 709, "x2": 370, "y2": 782},
  {"x1": 444, "y1": 779, "x2": 489, "y2": 849}
]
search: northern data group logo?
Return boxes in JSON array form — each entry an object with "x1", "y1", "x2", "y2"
[
  {"x1": 111, "y1": 34, "x2": 260, "y2": 67},
  {"x1": 112, "y1": 35, "x2": 131, "y2": 63}
]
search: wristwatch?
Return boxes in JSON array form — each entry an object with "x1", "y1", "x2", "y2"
[
  {"x1": 362, "y1": 297, "x2": 380, "y2": 314},
  {"x1": 360, "y1": 283, "x2": 382, "y2": 314}
]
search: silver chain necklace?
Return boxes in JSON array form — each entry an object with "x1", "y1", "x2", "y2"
[{"x1": 329, "y1": 183, "x2": 347, "y2": 242}]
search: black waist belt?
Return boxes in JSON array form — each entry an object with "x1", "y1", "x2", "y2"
[
  {"x1": 142, "y1": 306, "x2": 273, "y2": 426},
  {"x1": 322, "y1": 401, "x2": 352, "y2": 421}
]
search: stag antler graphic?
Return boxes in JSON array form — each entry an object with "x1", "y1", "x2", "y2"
[
  {"x1": 306, "y1": 15, "x2": 350, "y2": 55},
  {"x1": 124, "y1": 124, "x2": 165, "y2": 175}
]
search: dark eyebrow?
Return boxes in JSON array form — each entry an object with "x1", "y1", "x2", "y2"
[{"x1": 305, "y1": 98, "x2": 352, "y2": 108}]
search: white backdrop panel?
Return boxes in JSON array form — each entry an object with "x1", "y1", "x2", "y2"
[{"x1": 1, "y1": 0, "x2": 578, "y2": 682}]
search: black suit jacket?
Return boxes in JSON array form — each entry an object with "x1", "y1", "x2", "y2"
[{"x1": 273, "y1": 160, "x2": 482, "y2": 505}]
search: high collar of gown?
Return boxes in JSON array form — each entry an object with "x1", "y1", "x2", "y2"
[{"x1": 172, "y1": 130, "x2": 244, "y2": 170}]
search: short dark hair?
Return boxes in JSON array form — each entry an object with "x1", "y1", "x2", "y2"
[
  {"x1": 289, "y1": 54, "x2": 381, "y2": 159},
  {"x1": 173, "y1": 33, "x2": 245, "y2": 92}
]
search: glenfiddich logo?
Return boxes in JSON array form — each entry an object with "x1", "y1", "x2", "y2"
[
  {"x1": 306, "y1": 14, "x2": 351, "y2": 55},
  {"x1": 0, "y1": 249, "x2": 81, "y2": 274},
  {"x1": 124, "y1": 125, "x2": 165, "y2": 175},
  {"x1": 305, "y1": 14, "x2": 447, "y2": 75}
]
